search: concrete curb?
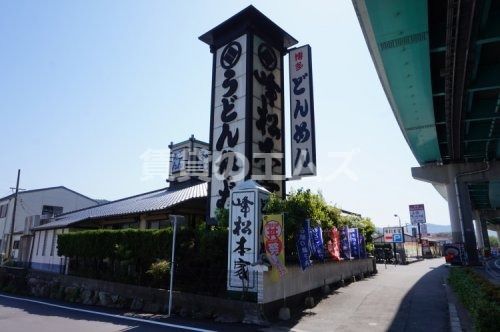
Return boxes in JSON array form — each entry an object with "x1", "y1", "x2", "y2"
[
  {"x1": 443, "y1": 277, "x2": 462, "y2": 332},
  {"x1": 447, "y1": 302, "x2": 462, "y2": 332}
]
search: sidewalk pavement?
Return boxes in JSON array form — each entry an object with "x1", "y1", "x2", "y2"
[{"x1": 262, "y1": 259, "x2": 462, "y2": 332}]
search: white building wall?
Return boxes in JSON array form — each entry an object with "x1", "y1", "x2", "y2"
[
  {"x1": 0, "y1": 187, "x2": 97, "y2": 259},
  {"x1": 0, "y1": 198, "x2": 14, "y2": 255},
  {"x1": 31, "y1": 228, "x2": 68, "y2": 273}
]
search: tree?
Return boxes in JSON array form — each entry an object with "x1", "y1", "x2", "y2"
[
  {"x1": 489, "y1": 236, "x2": 499, "y2": 247},
  {"x1": 263, "y1": 188, "x2": 376, "y2": 259}
]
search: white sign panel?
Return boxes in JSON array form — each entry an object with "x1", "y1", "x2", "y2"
[
  {"x1": 289, "y1": 45, "x2": 316, "y2": 177},
  {"x1": 383, "y1": 227, "x2": 404, "y2": 243},
  {"x1": 409, "y1": 204, "x2": 426, "y2": 224},
  {"x1": 209, "y1": 35, "x2": 248, "y2": 217},
  {"x1": 228, "y1": 190, "x2": 258, "y2": 292}
]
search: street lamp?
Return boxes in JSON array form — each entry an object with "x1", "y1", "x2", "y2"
[{"x1": 393, "y1": 214, "x2": 402, "y2": 227}]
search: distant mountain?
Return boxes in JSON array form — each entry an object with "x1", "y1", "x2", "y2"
[{"x1": 425, "y1": 224, "x2": 451, "y2": 234}]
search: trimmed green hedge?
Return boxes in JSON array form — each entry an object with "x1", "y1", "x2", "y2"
[
  {"x1": 448, "y1": 267, "x2": 500, "y2": 331},
  {"x1": 58, "y1": 227, "x2": 228, "y2": 295},
  {"x1": 58, "y1": 228, "x2": 173, "y2": 260}
]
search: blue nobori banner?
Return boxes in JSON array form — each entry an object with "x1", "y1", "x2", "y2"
[
  {"x1": 296, "y1": 219, "x2": 312, "y2": 270},
  {"x1": 309, "y1": 225, "x2": 325, "y2": 261},
  {"x1": 340, "y1": 226, "x2": 351, "y2": 260},
  {"x1": 348, "y1": 228, "x2": 360, "y2": 259},
  {"x1": 359, "y1": 234, "x2": 366, "y2": 258}
]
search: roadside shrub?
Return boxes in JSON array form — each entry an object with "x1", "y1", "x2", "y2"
[
  {"x1": 146, "y1": 259, "x2": 170, "y2": 288},
  {"x1": 264, "y1": 189, "x2": 376, "y2": 261},
  {"x1": 58, "y1": 227, "x2": 228, "y2": 296},
  {"x1": 449, "y1": 267, "x2": 500, "y2": 331}
]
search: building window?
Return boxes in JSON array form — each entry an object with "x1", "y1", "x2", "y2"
[
  {"x1": 42, "y1": 231, "x2": 48, "y2": 256},
  {"x1": 113, "y1": 222, "x2": 139, "y2": 229},
  {"x1": 0, "y1": 204, "x2": 8, "y2": 218},
  {"x1": 41, "y1": 205, "x2": 63, "y2": 217},
  {"x1": 147, "y1": 220, "x2": 169, "y2": 229},
  {"x1": 13, "y1": 240, "x2": 19, "y2": 250}
]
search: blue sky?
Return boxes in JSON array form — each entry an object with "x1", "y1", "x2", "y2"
[{"x1": 0, "y1": 0, "x2": 451, "y2": 227}]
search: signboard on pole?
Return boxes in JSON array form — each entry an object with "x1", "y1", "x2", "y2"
[
  {"x1": 409, "y1": 204, "x2": 426, "y2": 225},
  {"x1": 289, "y1": 45, "x2": 316, "y2": 177},
  {"x1": 419, "y1": 223, "x2": 428, "y2": 236},
  {"x1": 383, "y1": 227, "x2": 405, "y2": 243},
  {"x1": 227, "y1": 180, "x2": 269, "y2": 293}
]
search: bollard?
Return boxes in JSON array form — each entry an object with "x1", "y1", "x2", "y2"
[
  {"x1": 305, "y1": 296, "x2": 315, "y2": 308},
  {"x1": 279, "y1": 307, "x2": 291, "y2": 321}
]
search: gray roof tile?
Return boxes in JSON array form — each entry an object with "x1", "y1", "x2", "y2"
[{"x1": 34, "y1": 182, "x2": 207, "y2": 230}]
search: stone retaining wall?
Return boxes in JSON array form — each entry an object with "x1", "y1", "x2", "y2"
[
  {"x1": 0, "y1": 258, "x2": 377, "y2": 323},
  {"x1": 0, "y1": 267, "x2": 252, "y2": 321}
]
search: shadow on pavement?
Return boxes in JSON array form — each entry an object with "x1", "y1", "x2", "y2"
[{"x1": 387, "y1": 263, "x2": 449, "y2": 332}]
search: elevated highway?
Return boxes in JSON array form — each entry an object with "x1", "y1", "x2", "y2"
[{"x1": 353, "y1": 0, "x2": 500, "y2": 264}]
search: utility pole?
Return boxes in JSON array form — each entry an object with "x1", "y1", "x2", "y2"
[
  {"x1": 417, "y1": 222, "x2": 422, "y2": 260},
  {"x1": 6, "y1": 169, "x2": 20, "y2": 261}
]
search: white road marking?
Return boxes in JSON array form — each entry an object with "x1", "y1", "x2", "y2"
[{"x1": 0, "y1": 294, "x2": 216, "y2": 332}]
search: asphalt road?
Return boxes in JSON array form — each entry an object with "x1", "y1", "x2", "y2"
[
  {"x1": 265, "y1": 258, "x2": 450, "y2": 332},
  {"x1": 1, "y1": 259, "x2": 451, "y2": 332},
  {"x1": 0, "y1": 293, "x2": 255, "y2": 332}
]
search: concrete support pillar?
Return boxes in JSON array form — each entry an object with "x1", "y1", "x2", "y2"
[
  {"x1": 412, "y1": 162, "x2": 496, "y2": 265},
  {"x1": 474, "y1": 219, "x2": 484, "y2": 251},
  {"x1": 445, "y1": 182, "x2": 463, "y2": 243},
  {"x1": 481, "y1": 219, "x2": 491, "y2": 254},
  {"x1": 456, "y1": 181, "x2": 479, "y2": 265}
]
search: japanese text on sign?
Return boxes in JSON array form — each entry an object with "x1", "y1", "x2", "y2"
[
  {"x1": 263, "y1": 214, "x2": 286, "y2": 279},
  {"x1": 409, "y1": 204, "x2": 426, "y2": 224},
  {"x1": 252, "y1": 36, "x2": 284, "y2": 195},
  {"x1": 383, "y1": 227, "x2": 405, "y2": 243},
  {"x1": 289, "y1": 45, "x2": 316, "y2": 177},
  {"x1": 228, "y1": 191, "x2": 257, "y2": 291},
  {"x1": 210, "y1": 35, "x2": 248, "y2": 216}
]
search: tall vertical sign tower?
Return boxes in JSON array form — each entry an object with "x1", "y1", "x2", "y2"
[{"x1": 200, "y1": 6, "x2": 298, "y2": 219}]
